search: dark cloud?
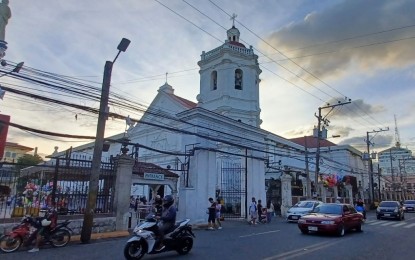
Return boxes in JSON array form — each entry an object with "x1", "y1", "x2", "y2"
[
  {"x1": 321, "y1": 98, "x2": 386, "y2": 119},
  {"x1": 339, "y1": 134, "x2": 394, "y2": 150},
  {"x1": 263, "y1": 0, "x2": 415, "y2": 80}
]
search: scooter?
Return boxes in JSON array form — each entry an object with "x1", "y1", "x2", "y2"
[{"x1": 124, "y1": 215, "x2": 195, "y2": 260}]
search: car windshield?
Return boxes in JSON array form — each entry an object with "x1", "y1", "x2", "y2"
[
  {"x1": 312, "y1": 204, "x2": 342, "y2": 215},
  {"x1": 293, "y1": 201, "x2": 315, "y2": 208},
  {"x1": 404, "y1": 200, "x2": 415, "y2": 204},
  {"x1": 379, "y1": 201, "x2": 398, "y2": 207}
]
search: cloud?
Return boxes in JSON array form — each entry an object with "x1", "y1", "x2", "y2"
[
  {"x1": 339, "y1": 134, "x2": 394, "y2": 151},
  {"x1": 323, "y1": 98, "x2": 386, "y2": 119},
  {"x1": 262, "y1": 0, "x2": 415, "y2": 80}
]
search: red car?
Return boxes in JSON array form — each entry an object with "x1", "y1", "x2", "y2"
[{"x1": 297, "y1": 203, "x2": 364, "y2": 236}]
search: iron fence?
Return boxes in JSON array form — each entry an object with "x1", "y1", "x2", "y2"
[{"x1": 0, "y1": 156, "x2": 115, "y2": 221}]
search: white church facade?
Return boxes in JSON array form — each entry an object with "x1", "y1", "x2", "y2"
[{"x1": 50, "y1": 25, "x2": 374, "y2": 223}]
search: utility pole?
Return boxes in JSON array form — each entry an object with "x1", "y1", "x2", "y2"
[
  {"x1": 366, "y1": 128, "x2": 389, "y2": 204},
  {"x1": 80, "y1": 38, "x2": 130, "y2": 243},
  {"x1": 304, "y1": 136, "x2": 311, "y2": 199},
  {"x1": 314, "y1": 100, "x2": 351, "y2": 191}
]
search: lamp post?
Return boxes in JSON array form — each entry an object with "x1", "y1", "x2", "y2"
[{"x1": 80, "y1": 38, "x2": 130, "y2": 243}]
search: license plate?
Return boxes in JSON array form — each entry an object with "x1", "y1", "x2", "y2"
[
  {"x1": 384, "y1": 214, "x2": 390, "y2": 217},
  {"x1": 308, "y1": 226, "x2": 318, "y2": 231},
  {"x1": 292, "y1": 216, "x2": 299, "y2": 220},
  {"x1": 408, "y1": 207, "x2": 413, "y2": 210}
]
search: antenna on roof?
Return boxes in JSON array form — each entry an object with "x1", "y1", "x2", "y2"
[{"x1": 165, "y1": 72, "x2": 168, "y2": 84}]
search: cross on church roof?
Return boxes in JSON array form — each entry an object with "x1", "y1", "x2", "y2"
[{"x1": 230, "y1": 13, "x2": 237, "y2": 27}]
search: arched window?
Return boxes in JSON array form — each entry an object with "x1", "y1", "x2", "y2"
[
  {"x1": 235, "y1": 69, "x2": 243, "y2": 90},
  {"x1": 211, "y1": 71, "x2": 217, "y2": 90}
]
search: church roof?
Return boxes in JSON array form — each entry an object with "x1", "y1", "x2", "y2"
[
  {"x1": 289, "y1": 136, "x2": 337, "y2": 148},
  {"x1": 167, "y1": 93, "x2": 197, "y2": 109},
  {"x1": 133, "y1": 161, "x2": 179, "y2": 178}
]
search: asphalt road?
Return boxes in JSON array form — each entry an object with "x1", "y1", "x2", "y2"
[{"x1": 2, "y1": 211, "x2": 415, "y2": 260}]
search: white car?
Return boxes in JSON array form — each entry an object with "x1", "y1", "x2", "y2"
[{"x1": 286, "y1": 200, "x2": 323, "y2": 222}]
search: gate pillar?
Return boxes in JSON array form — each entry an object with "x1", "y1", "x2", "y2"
[
  {"x1": 280, "y1": 174, "x2": 292, "y2": 218},
  {"x1": 113, "y1": 154, "x2": 135, "y2": 231}
]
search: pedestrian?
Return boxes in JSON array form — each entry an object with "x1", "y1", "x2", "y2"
[
  {"x1": 215, "y1": 198, "x2": 223, "y2": 229},
  {"x1": 129, "y1": 196, "x2": 135, "y2": 210},
  {"x1": 257, "y1": 199, "x2": 263, "y2": 223},
  {"x1": 249, "y1": 197, "x2": 257, "y2": 225},
  {"x1": 266, "y1": 200, "x2": 274, "y2": 223},
  {"x1": 207, "y1": 197, "x2": 217, "y2": 230}
]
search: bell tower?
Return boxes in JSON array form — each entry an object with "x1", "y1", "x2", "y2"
[{"x1": 197, "y1": 25, "x2": 262, "y2": 127}]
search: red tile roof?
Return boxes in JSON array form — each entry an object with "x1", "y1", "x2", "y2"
[
  {"x1": 133, "y1": 161, "x2": 179, "y2": 178},
  {"x1": 167, "y1": 93, "x2": 197, "y2": 109},
  {"x1": 289, "y1": 136, "x2": 337, "y2": 148}
]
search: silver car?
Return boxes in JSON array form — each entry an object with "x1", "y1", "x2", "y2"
[
  {"x1": 286, "y1": 200, "x2": 323, "y2": 222},
  {"x1": 403, "y1": 200, "x2": 415, "y2": 212}
]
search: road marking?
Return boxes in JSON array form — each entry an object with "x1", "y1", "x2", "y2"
[
  {"x1": 368, "y1": 221, "x2": 382, "y2": 225},
  {"x1": 239, "y1": 230, "x2": 280, "y2": 238},
  {"x1": 392, "y1": 222, "x2": 407, "y2": 227},
  {"x1": 404, "y1": 223, "x2": 415, "y2": 228},
  {"x1": 379, "y1": 221, "x2": 397, "y2": 226},
  {"x1": 263, "y1": 239, "x2": 348, "y2": 260}
]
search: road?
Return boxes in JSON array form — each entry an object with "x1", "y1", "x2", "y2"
[{"x1": 2, "y1": 211, "x2": 415, "y2": 260}]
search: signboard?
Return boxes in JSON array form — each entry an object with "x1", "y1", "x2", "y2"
[
  {"x1": 144, "y1": 173, "x2": 165, "y2": 181},
  {"x1": 0, "y1": 114, "x2": 10, "y2": 160}
]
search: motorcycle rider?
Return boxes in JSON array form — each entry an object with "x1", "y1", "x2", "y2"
[
  {"x1": 155, "y1": 195, "x2": 176, "y2": 251},
  {"x1": 355, "y1": 198, "x2": 366, "y2": 219},
  {"x1": 28, "y1": 207, "x2": 58, "y2": 253}
]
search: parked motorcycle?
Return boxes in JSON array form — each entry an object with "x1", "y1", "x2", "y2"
[
  {"x1": 0, "y1": 216, "x2": 72, "y2": 253},
  {"x1": 124, "y1": 215, "x2": 195, "y2": 260}
]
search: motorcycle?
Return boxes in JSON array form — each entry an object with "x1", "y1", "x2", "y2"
[
  {"x1": 355, "y1": 205, "x2": 366, "y2": 220},
  {"x1": 124, "y1": 215, "x2": 195, "y2": 260},
  {"x1": 0, "y1": 216, "x2": 72, "y2": 253}
]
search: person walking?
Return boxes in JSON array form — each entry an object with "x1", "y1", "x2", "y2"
[
  {"x1": 266, "y1": 200, "x2": 275, "y2": 223},
  {"x1": 207, "y1": 197, "x2": 217, "y2": 230},
  {"x1": 249, "y1": 197, "x2": 257, "y2": 225},
  {"x1": 257, "y1": 199, "x2": 263, "y2": 223},
  {"x1": 215, "y1": 198, "x2": 223, "y2": 229}
]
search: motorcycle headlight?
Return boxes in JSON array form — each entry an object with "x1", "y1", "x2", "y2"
[{"x1": 133, "y1": 226, "x2": 142, "y2": 233}]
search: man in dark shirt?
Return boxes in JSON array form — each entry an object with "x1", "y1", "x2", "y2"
[{"x1": 155, "y1": 195, "x2": 176, "y2": 251}]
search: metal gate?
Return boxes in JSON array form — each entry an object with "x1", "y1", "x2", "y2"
[{"x1": 219, "y1": 161, "x2": 246, "y2": 219}]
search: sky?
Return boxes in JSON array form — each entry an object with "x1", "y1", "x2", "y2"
[{"x1": 1, "y1": 0, "x2": 415, "y2": 158}]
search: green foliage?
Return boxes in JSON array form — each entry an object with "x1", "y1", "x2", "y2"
[{"x1": 15, "y1": 154, "x2": 44, "y2": 193}]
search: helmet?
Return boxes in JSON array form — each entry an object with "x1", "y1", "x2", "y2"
[
  {"x1": 39, "y1": 207, "x2": 49, "y2": 218},
  {"x1": 163, "y1": 195, "x2": 174, "y2": 207}
]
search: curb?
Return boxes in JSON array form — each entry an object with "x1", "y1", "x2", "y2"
[{"x1": 71, "y1": 230, "x2": 130, "y2": 242}]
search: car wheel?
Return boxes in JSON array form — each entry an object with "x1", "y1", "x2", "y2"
[
  {"x1": 300, "y1": 229, "x2": 308, "y2": 235},
  {"x1": 337, "y1": 224, "x2": 345, "y2": 237}
]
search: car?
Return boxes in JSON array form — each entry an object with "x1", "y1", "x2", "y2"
[
  {"x1": 297, "y1": 203, "x2": 364, "y2": 236},
  {"x1": 403, "y1": 200, "x2": 415, "y2": 212},
  {"x1": 376, "y1": 201, "x2": 405, "y2": 220},
  {"x1": 286, "y1": 200, "x2": 323, "y2": 222}
]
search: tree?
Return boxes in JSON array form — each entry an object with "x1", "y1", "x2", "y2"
[{"x1": 15, "y1": 154, "x2": 44, "y2": 192}]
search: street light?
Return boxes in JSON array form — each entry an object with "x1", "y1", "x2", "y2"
[{"x1": 80, "y1": 38, "x2": 130, "y2": 244}]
